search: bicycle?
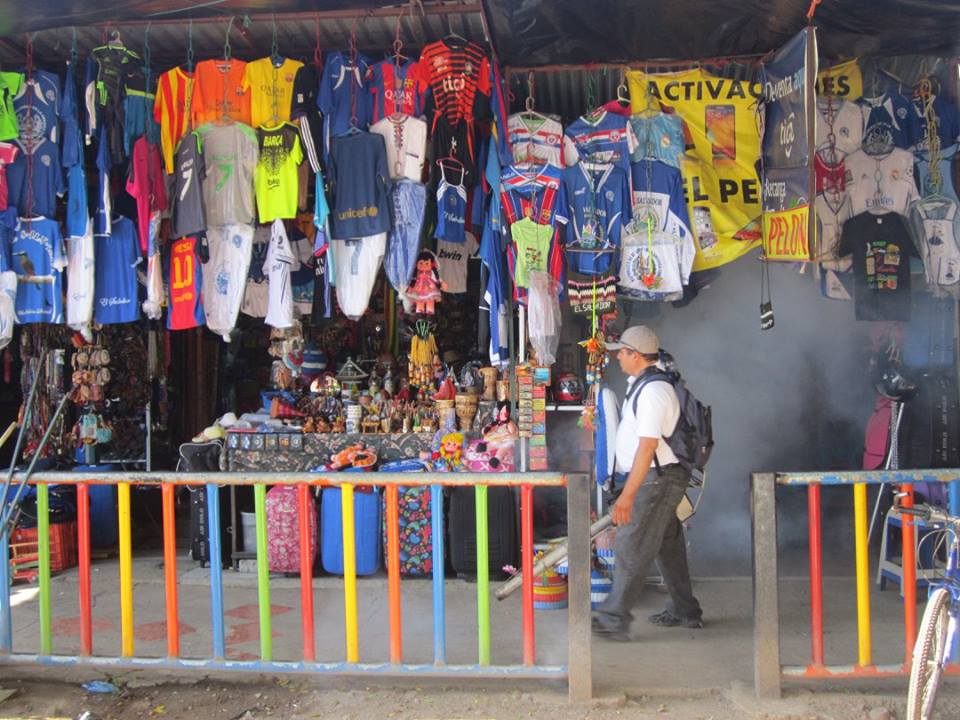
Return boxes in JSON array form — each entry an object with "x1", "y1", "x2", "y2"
[{"x1": 898, "y1": 502, "x2": 959, "y2": 720}]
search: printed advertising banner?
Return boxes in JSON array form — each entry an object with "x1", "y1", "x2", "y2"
[
  {"x1": 761, "y1": 27, "x2": 818, "y2": 262},
  {"x1": 627, "y1": 68, "x2": 763, "y2": 271}
]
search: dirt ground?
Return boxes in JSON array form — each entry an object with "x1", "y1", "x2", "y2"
[{"x1": 0, "y1": 674, "x2": 949, "y2": 720}]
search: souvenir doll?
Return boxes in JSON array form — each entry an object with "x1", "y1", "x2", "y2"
[{"x1": 406, "y1": 250, "x2": 447, "y2": 315}]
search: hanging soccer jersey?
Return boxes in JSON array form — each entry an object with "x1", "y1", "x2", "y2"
[
  {"x1": 243, "y1": 57, "x2": 304, "y2": 130},
  {"x1": 0, "y1": 72, "x2": 22, "y2": 141},
  {"x1": 255, "y1": 122, "x2": 301, "y2": 223},
  {"x1": 912, "y1": 92, "x2": 960, "y2": 153},
  {"x1": 910, "y1": 196, "x2": 960, "y2": 296},
  {"x1": 93, "y1": 216, "x2": 139, "y2": 325},
  {"x1": 815, "y1": 98, "x2": 863, "y2": 157},
  {"x1": 95, "y1": 124, "x2": 111, "y2": 237},
  {"x1": 815, "y1": 153, "x2": 846, "y2": 195},
  {"x1": 367, "y1": 58, "x2": 427, "y2": 123},
  {"x1": 7, "y1": 70, "x2": 63, "y2": 218},
  {"x1": 191, "y1": 59, "x2": 250, "y2": 126},
  {"x1": 331, "y1": 233, "x2": 386, "y2": 321},
  {"x1": 153, "y1": 67, "x2": 194, "y2": 174},
  {"x1": 629, "y1": 159, "x2": 692, "y2": 241},
  {"x1": 437, "y1": 234, "x2": 478, "y2": 294},
  {"x1": 66, "y1": 217, "x2": 94, "y2": 338},
  {"x1": 318, "y1": 52, "x2": 372, "y2": 154},
  {"x1": 11, "y1": 216, "x2": 65, "y2": 324},
  {"x1": 499, "y1": 162, "x2": 568, "y2": 229},
  {"x1": 170, "y1": 131, "x2": 206, "y2": 238},
  {"x1": 61, "y1": 60, "x2": 83, "y2": 170},
  {"x1": 507, "y1": 112, "x2": 564, "y2": 167},
  {"x1": 197, "y1": 122, "x2": 258, "y2": 226},
  {"x1": 370, "y1": 115, "x2": 427, "y2": 182},
  {"x1": 0, "y1": 142, "x2": 17, "y2": 211},
  {"x1": 815, "y1": 190, "x2": 854, "y2": 271},
  {"x1": 264, "y1": 218, "x2": 295, "y2": 328},
  {"x1": 629, "y1": 112, "x2": 685, "y2": 168},
  {"x1": 292, "y1": 64, "x2": 323, "y2": 174},
  {"x1": 845, "y1": 147, "x2": 918, "y2": 216},
  {"x1": 857, "y1": 92, "x2": 921, "y2": 155},
  {"x1": 916, "y1": 144, "x2": 960, "y2": 203},
  {"x1": 328, "y1": 131, "x2": 391, "y2": 238},
  {"x1": 241, "y1": 225, "x2": 270, "y2": 318},
  {"x1": 125, "y1": 136, "x2": 168, "y2": 255},
  {"x1": 563, "y1": 162, "x2": 632, "y2": 275},
  {"x1": 562, "y1": 111, "x2": 637, "y2": 180},
  {"x1": 204, "y1": 223, "x2": 253, "y2": 340},
  {"x1": 435, "y1": 171, "x2": 468, "y2": 243},
  {"x1": 419, "y1": 39, "x2": 491, "y2": 127},
  {"x1": 618, "y1": 227, "x2": 690, "y2": 302},
  {"x1": 167, "y1": 236, "x2": 205, "y2": 330}
]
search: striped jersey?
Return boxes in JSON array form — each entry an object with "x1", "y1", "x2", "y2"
[
  {"x1": 418, "y1": 39, "x2": 491, "y2": 126},
  {"x1": 367, "y1": 59, "x2": 428, "y2": 123},
  {"x1": 153, "y1": 67, "x2": 195, "y2": 174},
  {"x1": 508, "y1": 113, "x2": 563, "y2": 167}
]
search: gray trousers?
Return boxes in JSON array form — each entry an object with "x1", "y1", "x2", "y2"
[{"x1": 594, "y1": 464, "x2": 701, "y2": 630}]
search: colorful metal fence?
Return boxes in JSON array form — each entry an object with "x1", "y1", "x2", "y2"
[
  {"x1": 0, "y1": 471, "x2": 593, "y2": 700},
  {"x1": 752, "y1": 470, "x2": 960, "y2": 698}
]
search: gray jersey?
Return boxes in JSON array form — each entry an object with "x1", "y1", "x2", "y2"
[
  {"x1": 197, "y1": 122, "x2": 259, "y2": 227},
  {"x1": 171, "y1": 131, "x2": 207, "y2": 239}
]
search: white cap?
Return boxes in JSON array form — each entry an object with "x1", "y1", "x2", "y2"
[{"x1": 606, "y1": 325, "x2": 660, "y2": 354}]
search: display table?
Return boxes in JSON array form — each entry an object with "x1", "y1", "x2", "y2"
[{"x1": 224, "y1": 431, "x2": 437, "y2": 472}]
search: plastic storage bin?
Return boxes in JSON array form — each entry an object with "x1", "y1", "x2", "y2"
[
  {"x1": 73, "y1": 464, "x2": 118, "y2": 549},
  {"x1": 321, "y1": 487, "x2": 381, "y2": 575}
]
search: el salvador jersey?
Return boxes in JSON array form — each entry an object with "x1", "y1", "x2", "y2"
[
  {"x1": 629, "y1": 159, "x2": 692, "y2": 240},
  {"x1": 167, "y1": 236, "x2": 204, "y2": 330},
  {"x1": 7, "y1": 69, "x2": 64, "y2": 218},
  {"x1": 11, "y1": 216, "x2": 65, "y2": 324},
  {"x1": 94, "y1": 216, "x2": 140, "y2": 325},
  {"x1": 563, "y1": 162, "x2": 632, "y2": 275},
  {"x1": 562, "y1": 111, "x2": 637, "y2": 181},
  {"x1": 857, "y1": 93, "x2": 921, "y2": 152}
]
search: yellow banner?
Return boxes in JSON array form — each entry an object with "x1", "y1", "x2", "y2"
[
  {"x1": 627, "y1": 69, "x2": 763, "y2": 271},
  {"x1": 815, "y1": 59, "x2": 862, "y2": 100},
  {"x1": 763, "y1": 204, "x2": 811, "y2": 261}
]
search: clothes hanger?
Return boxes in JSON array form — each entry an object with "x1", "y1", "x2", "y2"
[
  {"x1": 436, "y1": 156, "x2": 467, "y2": 187},
  {"x1": 216, "y1": 18, "x2": 236, "y2": 126},
  {"x1": 615, "y1": 67, "x2": 630, "y2": 108},
  {"x1": 270, "y1": 16, "x2": 284, "y2": 68},
  {"x1": 519, "y1": 72, "x2": 550, "y2": 125}
]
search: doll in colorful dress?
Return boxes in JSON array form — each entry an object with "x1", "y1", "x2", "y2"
[{"x1": 406, "y1": 250, "x2": 448, "y2": 315}]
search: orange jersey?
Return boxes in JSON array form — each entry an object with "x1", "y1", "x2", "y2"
[{"x1": 192, "y1": 59, "x2": 251, "y2": 126}]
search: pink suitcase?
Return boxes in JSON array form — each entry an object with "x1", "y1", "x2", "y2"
[{"x1": 266, "y1": 486, "x2": 318, "y2": 574}]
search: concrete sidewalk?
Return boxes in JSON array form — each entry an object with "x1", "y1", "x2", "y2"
[{"x1": 6, "y1": 551, "x2": 953, "y2": 699}]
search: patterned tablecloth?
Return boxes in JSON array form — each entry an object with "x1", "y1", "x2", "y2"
[{"x1": 224, "y1": 432, "x2": 437, "y2": 472}]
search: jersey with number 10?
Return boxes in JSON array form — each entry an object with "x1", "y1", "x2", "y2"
[{"x1": 167, "y1": 236, "x2": 205, "y2": 329}]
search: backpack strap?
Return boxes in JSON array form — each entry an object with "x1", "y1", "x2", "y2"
[{"x1": 625, "y1": 370, "x2": 675, "y2": 476}]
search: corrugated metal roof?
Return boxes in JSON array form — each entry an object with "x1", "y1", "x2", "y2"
[{"x1": 0, "y1": 2, "x2": 487, "y2": 67}]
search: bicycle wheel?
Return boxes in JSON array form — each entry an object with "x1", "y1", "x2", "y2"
[{"x1": 906, "y1": 587, "x2": 951, "y2": 720}]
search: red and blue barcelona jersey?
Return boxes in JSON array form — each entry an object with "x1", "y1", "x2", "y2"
[
  {"x1": 367, "y1": 59, "x2": 427, "y2": 124},
  {"x1": 167, "y1": 236, "x2": 205, "y2": 330}
]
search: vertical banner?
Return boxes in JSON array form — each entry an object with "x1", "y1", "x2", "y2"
[
  {"x1": 627, "y1": 69, "x2": 764, "y2": 271},
  {"x1": 760, "y1": 27, "x2": 818, "y2": 262}
]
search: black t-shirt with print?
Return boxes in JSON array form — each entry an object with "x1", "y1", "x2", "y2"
[{"x1": 839, "y1": 211, "x2": 918, "y2": 321}]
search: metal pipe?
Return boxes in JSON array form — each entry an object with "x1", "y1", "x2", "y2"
[
  {"x1": 0, "y1": 352, "x2": 47, "y2": 523},
  {"x1": 495, "y1": 515, "x2": 613, "y2": 601},
  {"x1": 16, "y1": 470, "x2": 567, "y2": 487},
  {"x1": 776, "y1": 469, "x2": 960, "y2": 486}
]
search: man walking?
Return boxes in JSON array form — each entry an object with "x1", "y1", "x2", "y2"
[{"x1": 592, "y1": 325, "x2": 702, "y2": 640}]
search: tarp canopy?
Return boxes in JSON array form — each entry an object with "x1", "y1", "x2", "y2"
[{"x1": 482, "y1": 0, "x2": 960, "y2": 66}]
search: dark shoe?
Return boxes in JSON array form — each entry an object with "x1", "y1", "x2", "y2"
[
  {"x1": 648, "y1": 610, "x2": 703, "y2": 629},
  {"x1": 592, "y1": 616, "x2": 631, "y2": 641}
]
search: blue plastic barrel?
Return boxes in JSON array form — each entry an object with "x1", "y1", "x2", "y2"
[{"x1": 73, "y1": 465, "x2": 118, "y2": 549}]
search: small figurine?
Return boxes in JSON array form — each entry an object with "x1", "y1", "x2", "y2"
[{"x1": 406, "y1": 250, "x2": 447, "y2": 315}]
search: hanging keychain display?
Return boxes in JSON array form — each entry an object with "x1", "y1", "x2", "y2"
[{"x1": 760, "y1": 258, "x2": 775, "y2": 330}]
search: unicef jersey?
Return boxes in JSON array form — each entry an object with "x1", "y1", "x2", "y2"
[
  {"x1": 94, "y1": 216, "x2": 140, "y2": 325},
  {"x1": 11, "y1": 216, "x2": 65, "y2": 324},
  {"x1": 7, "y1": 70, "x2": 63, "y2": 217},
  {"x1": 562, "y1": 162, "x2": 632, "y2": 275},
  {"x1": 167, "y1": 236, "x2": 205, "y2": 330}
]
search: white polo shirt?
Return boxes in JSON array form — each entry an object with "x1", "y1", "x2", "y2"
[{"x1": 615, "y1": 374, "x2": 680, "y2": 471}]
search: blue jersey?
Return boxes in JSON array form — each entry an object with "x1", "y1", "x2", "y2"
[
  {"x1": 61, "y1": 60, "x2": 83, "y2": 169},
  {"x1": 318, "y1": 52, "x2": 372, "y2": 157},
  {"x1": 562, "y1": 111, "x2": 636, "y2": 181},
  {"x1": 10, "y1": 216, "x2": 65, "y2": 324},
  {"x1": 94, "y1": 216, "x2": 140, "y2": 325},
  {"x1": 629, "y1": 113, "x2": 685, "y2": 168},
  {"x1": 435, "y1": 179, "x2": 468, "y2": 243},
  {"x1": 858, "y1": 92, "x2": 921, "y2": 153},
  {"x1": 629, "y1": 159, "x2": 692, "y2": 239},
  {"x1": 95, "y1": 124, "x2": 111, "y2": 236},
  {"x1": 7, "y1": 70, "x2": 64, "y2": 217},
  {"x1": 563, "y1": 162, "x2": 632, "y2": 275}
]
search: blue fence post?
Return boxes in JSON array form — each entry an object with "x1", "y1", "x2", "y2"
[
  {"x1": 0, "y1": 527, "x2": 11, "y2": 653},
  {"x1": 206, "y1": 484, "x2": 226, "y2": 660},
  {"x1": 431, "y1": 484, "x2": 446, "y2": 665}
]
